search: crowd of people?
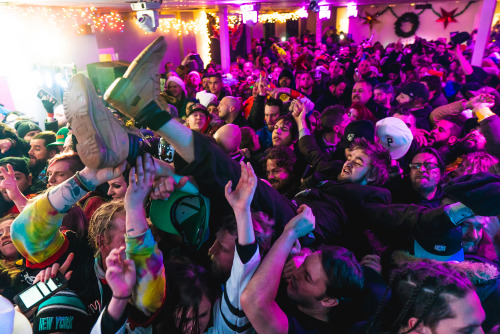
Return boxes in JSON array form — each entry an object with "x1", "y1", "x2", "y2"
[{"x1": 0, "y1": 27, "x2": 500, "y2": 334}]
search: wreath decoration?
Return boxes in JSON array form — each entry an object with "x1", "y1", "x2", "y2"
[{"x1": 394, "y1": 12, "x2": 420, "y2": 38}]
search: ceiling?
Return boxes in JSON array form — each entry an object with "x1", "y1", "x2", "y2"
[{"x1": 0, "y1": 0, "x2": 472, "y2": 11}]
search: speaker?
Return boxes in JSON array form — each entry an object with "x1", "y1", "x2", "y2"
[{"x1": 86, "y1": 61, "x2": 130, "y2": 96}]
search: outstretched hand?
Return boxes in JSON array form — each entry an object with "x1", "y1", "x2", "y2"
[
  {"x1": 106, "y1": 246, "x2": 136, "y2": 300},
  {"x1": 125, "y1": 154, "x2": 155, "y2": 211},
  {"x1": 225, "y1": 161, "x2": 257, "y2": 212}
]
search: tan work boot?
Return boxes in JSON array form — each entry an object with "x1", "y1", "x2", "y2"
[
  {"x1": 104, "y1": 36, "x2": 167, "y2": 120},
  {"x1": 63, "y1": 73, "x2": 130, "y2": 169}
]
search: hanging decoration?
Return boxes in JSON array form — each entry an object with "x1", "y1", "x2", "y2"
[
  {"x1": 435, "y1": 8, "x2": 458, "y2": 29},
  {"x1": 394, "y1": 12, "x2": 420, "y2": 38},
  {"x1": 361, "y1": 11, "x2": 380, "y2": 30},
  {"x1": 356, "y1": 1, "x2": 476, "y2": 37}
]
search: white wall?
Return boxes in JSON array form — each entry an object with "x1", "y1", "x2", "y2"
[{"x1": 348, "y1": 1, "x2": 482, "y2": 46}]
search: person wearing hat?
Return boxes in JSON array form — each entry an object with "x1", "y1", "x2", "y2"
[
  {"x1": 0, "y1": 157, "x2": 36, "y2": 216},
  {"x1": 32, "y1": 290, "x2": 92, "y2": 334},
  {"x1": 46, "y1": 127, "x2": 69, "y2": 153},
  {"x1": 186, "y1": 103, "x2": 210, "y2": 133},
  {"x1": 396, "y1": 82, "x2": 432, "y2": 131},
  {"x1": 15, "y1": 121, "x2": 41, "y2": 143},
  {"x1": 10, "y1": 155, "x2": 166, "y2": 326},
  {"x1": 160, "y1": 76, "x2": 188, "y2": 118}
]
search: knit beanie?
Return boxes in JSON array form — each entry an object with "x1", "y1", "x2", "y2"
[
  {"x1": 32, "y1": 290, "x2": 91, "y2": 334},
  {"x1": 166, "y1": 76, "x2": 187, "y2": 96}
]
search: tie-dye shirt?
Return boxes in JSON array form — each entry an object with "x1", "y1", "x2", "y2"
[{"x1": 10, "y1": 194, "x2": 166, "y2": 316}]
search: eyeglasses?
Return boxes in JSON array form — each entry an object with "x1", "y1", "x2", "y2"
[{"x1": 409, "y1": 162, "x2": 440, "y2": 171}]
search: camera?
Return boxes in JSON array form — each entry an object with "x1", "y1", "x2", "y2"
[
  {"x1": 131, "y1": 1, "x2": 162, "y2": 33},
  {"x1": 136, "y1": 10, "x2": 159, "y2": 33}
]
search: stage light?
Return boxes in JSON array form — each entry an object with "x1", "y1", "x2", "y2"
[
  {"x1": 297, "y1": 7, "x2": 308, "y2": 18},
  {"x1": 44, "y1": 70, "x2": 53, "y2": 88},
  {"x1": 309, "y1": 1, "x2": 320, "y2": 13},
  {"x1": 55, "y1": 73, "x2": 68, "y2": 89}
]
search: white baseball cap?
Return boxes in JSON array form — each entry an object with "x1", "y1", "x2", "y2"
[{"x1": 375, "y1": 117, "x2": 413, "y2": 160}]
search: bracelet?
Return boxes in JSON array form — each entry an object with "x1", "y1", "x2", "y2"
[
  {"x1": 112, "y1": 295, "x2": 132, "y2": 300},
  {"x1": 74, "y1": 171, "x2": 96, "y2": 192}
]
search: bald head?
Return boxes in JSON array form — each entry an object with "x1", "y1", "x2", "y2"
[
  {"x1": 219, "y1": 96, "x2": 242, "y2": 121},
  {"x1": 214, "y1": 124, "x2": 242, "y2": 155}
]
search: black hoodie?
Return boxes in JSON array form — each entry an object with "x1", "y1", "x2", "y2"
[{"x1": 278, "y1": 69, "x2": 296, "y2": 90}]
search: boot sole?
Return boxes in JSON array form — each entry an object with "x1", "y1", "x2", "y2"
[
  {"x1": 104, "y1": 36, "x2": 166, "y2": 115},
  {"x1": 64, "y1": 74, "x2": 107, "y2": 169}
]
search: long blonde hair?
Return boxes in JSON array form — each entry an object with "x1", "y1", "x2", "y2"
[{"x1": 0, "y1": 214, "x2": 22, "y2": 281}]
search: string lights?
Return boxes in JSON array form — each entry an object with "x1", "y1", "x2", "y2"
[
  {"x1": 0, "y1": 6, "x2": 125, "y2": 33},
  {"x1": 258, "y1": 9, "x2": 305, "y2": 23}
]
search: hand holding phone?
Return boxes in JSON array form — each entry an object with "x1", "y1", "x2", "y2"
[{"x1": 14, "y1": 273, "x2": 67, "y2": 313}]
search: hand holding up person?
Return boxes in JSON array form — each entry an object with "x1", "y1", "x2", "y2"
[
  {"x1": 125, "y1": 155, "x2": 155, "y2": 237},
  {"x1": 125, "y1": 155, "x2": 155, "y2": 212}
]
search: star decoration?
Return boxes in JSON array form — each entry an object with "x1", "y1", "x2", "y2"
[
  {"x1": 362, "y1": 11, "x2": 380, "y2": 30},
  {"x1": 436, "y1": 7, "x2": 458, "y2": 29}
]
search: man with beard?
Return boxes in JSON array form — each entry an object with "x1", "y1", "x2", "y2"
[
  {"x1": 242, "y1": 62, "x2": 254, "y2": 77},
  {"x1": 400, "y1": 148, "x2": 445, "y2": 208},
  {"x1": 461, "y1": 215, "x2": 499, "y2": 261},
  {"x1": 28, "y1": 131, "x2": 58, "y2": 190},
  {"x1": 241, "y1": 207, "x2": 364, "y2": 334},
  {"x1": 351, "y1": 80, "x2": 389, "y2": 120},
  {"x1": 373, "y1": 83, "x2": 393, "y2": 110},
  {"x1": 265, "y1": 147, "x2": 298, "y2": 198}
]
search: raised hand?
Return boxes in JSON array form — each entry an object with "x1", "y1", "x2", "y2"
[
  {"x1": 0, "y1": 139, "x2": 13, "y2": 154},
  {"x1": 283, "y1": 205, "x2": 315, "y2": 239},
  {"x1": 125, "y1": 154, "x2": 155, "y2": 211},
  {"x1": 0, "y1": 164, "x2": 23, "y2": 201},
  {"x1": 291, "y1": 100, "x2": 306, "y2": 124},
  {"x1": 225, "y1": 161, "x2": 257, "y2": 212},
  {"x1": 106, "y1": 246, "x2": 136, "y2": 300}
]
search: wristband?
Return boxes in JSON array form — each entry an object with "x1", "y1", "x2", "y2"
[
  {"x1": 112, "y1": 295, "x2": 132, "y2": 300},
  {"x1": 74, "y1": 171, "x2": 96, "y2": 192},
  {"x1": 135, "y1": 100, "x2": 173, "y2": 131}
]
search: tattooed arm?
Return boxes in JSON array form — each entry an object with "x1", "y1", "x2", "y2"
[{"x1": 11, "y1": 163, "x2": 126, "y2": 264}]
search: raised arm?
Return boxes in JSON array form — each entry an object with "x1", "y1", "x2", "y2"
[
  {"x1": 224, "y1": 161, "x2": 257, "y2": 245},
  {"x1": 124, "y1": 154, "x2": 166, "y2": 316},
  {"x1": 0, "y1": 164, "x2": 28, "y2": 211},
  {"x1": 241, "y1": 205, "x2": 315, "y2": 334},
  {"x1": 11, "y1": 163, "x2": 126, "y2": 263}
]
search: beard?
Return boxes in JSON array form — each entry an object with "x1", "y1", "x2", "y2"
[{"x1": 210, "y1": 257, "x2": 231, "y2": 284}]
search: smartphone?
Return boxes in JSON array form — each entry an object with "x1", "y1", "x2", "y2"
[
  {"x1": 14, "y1": 273, "x2": 67, "y2": 313},
  {"x1": 36, "y1": 88, "x2": 55, "y2": 101}
]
